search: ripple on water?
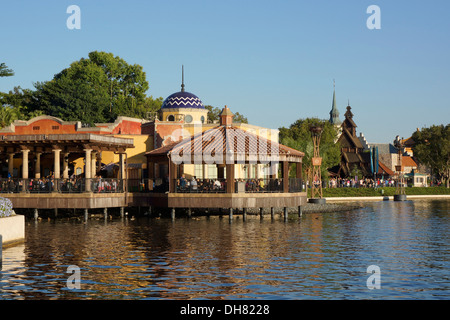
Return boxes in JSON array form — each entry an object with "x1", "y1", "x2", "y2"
[{"x1": 0, "y1": 200, "x2": 449, "y2": 300}]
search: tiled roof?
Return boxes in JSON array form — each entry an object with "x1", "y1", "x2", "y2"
[
  {"x1": 402, "y1": 156, "x2": 417, "y2": 167},
  {"x1": 161, "y1": 91, "x2": 204, "y2": 109},
  {"x1": 378, "y1": 161, "x2": 395, "y2": 175},
  {"x1": 146, "y1": 125, "x2": 304, "y2": 160}
]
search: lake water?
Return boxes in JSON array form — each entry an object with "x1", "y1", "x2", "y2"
[{"x1": 0, "y1": 199, "x2": 448, "y2": 300}]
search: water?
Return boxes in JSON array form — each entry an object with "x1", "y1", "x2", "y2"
[{"x1": 0, "y1": 200, "x2": 448, "y2": 300}]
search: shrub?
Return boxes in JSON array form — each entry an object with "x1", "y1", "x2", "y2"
[{"x1": 0, "y1": 197, "x2": 14, "y2": 218}]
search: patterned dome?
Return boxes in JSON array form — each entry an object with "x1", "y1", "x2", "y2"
[{"x1": 161, "y1": 91, "x2": 205, "y2": 109}]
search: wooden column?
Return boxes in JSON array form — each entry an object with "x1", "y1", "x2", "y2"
[
  {"x1": 169, "y1": 158, "x2": 177, "y2": 193},
  {"x1": 296, "y1": 162, "x2": 302, "y2": 179},
  {"x1": 226, "y1": 163, "x2": 235, "y2": 193},
  {"x1": 282, "y1": 161, "x2": 289, "y2": 193}
]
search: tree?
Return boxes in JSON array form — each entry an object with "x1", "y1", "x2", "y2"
[
  {"x1": 0, "y1": 105, "x2": 19, "y2": 128},
  {"x1": 0, "y1": 63, "x2": 14, "y2": 77},
  {"x1": 279, "y1": 118, "x2": 341, "y2": 180},
  {"x1": 412, "y1": 124, "x2": 450, "y2": 187},
  {"x1": 29, "y1": 51, "x2": 150, "y2": 124},
  {"x1": 205, "y1": 105, "x2": 248, "y2": 123},
  {"x1": 0, "y1": 86, "x2": 43, "y2": 121}
]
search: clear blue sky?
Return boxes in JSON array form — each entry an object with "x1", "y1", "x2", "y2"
[{"x1": 1, "y1": 0, "x2": 449, "y2": 143}]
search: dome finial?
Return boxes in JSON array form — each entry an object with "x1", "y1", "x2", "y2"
[{"x1": 181, "y1": 65, "x2": 185, "y2": 92}]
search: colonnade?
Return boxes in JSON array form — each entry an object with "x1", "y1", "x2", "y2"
[{"x1": 7, "y1": 148, "x2": 127, "y2": 183}]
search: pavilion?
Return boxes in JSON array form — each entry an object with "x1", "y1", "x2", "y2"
[{"x1": 145, "y1": 106, "x2": 307, "y2": 219}]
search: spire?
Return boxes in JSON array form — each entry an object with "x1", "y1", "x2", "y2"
[
  {"x1": 181, "y1": 65, "x2": 185, "y2": 92},
  {"x1": 329, "y1": 79, "x2": 341, "y2": 125}
]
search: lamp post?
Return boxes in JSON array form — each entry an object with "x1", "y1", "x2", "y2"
[
  {"x1": 309, "y1": 125, "x2": 326, "y2": 204},
  {"x1": 393, "y1": 135, "x2": 407, "y2": 201}
]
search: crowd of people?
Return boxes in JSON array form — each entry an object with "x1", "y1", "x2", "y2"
[
  {"x1": 327, "y1": 177, "x2": 396, "y2": 188},
  {"x1": 176, "y1": 175, "x2": 226, "y2": 193},
  {"x1": 175, "y1": 175, "x2": 296, "y2": 193},
  {"x1": 0, "y1": 174, "x2": 123, "y2": 193}
]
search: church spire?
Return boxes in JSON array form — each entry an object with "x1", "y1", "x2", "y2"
[{"x1": 329, "y1": 79, "x2": 341, "y2": 125}]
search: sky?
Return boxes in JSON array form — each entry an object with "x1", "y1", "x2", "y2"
[{"x1": 1, "y1": 0, "x2": 449, "y2": 143}]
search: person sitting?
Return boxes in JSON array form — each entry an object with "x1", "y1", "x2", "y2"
[{"x1": 191, "y1": 176, "x2": 198, "y2": 192}]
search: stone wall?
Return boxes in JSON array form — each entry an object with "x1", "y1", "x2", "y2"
[{"x1": 0, "y1": 214, "x2": 25, "y2": 246}]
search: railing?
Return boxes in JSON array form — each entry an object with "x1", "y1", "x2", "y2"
[
  {"x1": 289, "y1": 178, "x2": 305, "y2": 193},
  {"x1": 0, "y1": 177, "x2": 304, "y2": 194},
  {"x1": 169, "y1": 178, "x2": 304, "y2": 194},
  {"x1": 0, "y1": 178, "x2": 124, "y2": 194},
  {"x1": 175, "y1": 178, "x2": 227, "y2": 193}
]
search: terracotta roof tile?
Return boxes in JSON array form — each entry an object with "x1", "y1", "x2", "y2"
[{"x1": 146, "y1": 125, "x2": 304, "y2": 161}]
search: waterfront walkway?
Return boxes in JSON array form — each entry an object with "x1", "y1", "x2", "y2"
[{"x1": 325, "y1": 194, "x2": 450, "y2": 202}]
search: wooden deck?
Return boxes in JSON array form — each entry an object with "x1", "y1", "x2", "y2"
[{"x1": 3, "y1": 191, "x2": 307, "y2": 210}]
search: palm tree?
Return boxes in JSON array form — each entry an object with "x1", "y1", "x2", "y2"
[
  {"x1": 0, "y1": 63, "x2": 14, "y2": 77},
  {"x1": 0, "y1": 105, "x2": 19, "y2": 128}
]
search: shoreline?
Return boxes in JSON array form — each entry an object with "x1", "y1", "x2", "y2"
[{"x1": 325, "y1": 194, "x2": 450, "y2": 202}]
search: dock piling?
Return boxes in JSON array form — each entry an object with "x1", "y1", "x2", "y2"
[
  {"x1": 171, "y1": 208, "x2": 175, "y2": 220},
  {"x1": 243, "y1": 208, "x2": 247, "y2": 221},
  {"x1": 298, "y1": 206, "x2": 303, "y2": 218},
  {"x1": 84, "y1": 209, "x2": 89, "y2": 221},
  {"x1": 271, "y1": 207, "x2": 275, "y2": 220},
  {"x1": 283, "y1": 207, "x2": 288, "y2": 222},
  {"x1": 229, "y1": 208, "x2": 233, "y2": 221},
  {"x1": 34, "y1": 209, "x2": 39, "y2": 221}
]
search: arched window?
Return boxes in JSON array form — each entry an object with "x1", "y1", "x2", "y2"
[
  {"x1": 200, "y1": 115, "x2": 205, "y2": 124},
  {"x1": 167, "y1": 115, "x2": 175, "y2": 121}
]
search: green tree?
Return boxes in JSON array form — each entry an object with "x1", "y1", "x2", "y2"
[
  {"x1": 205, "y1": 105, "x2": 248, "y2": 123},
  {"x1": 0, "y1": 63, "x2": 14, "y2": 77},
  {"x1": 30, "y1": 51, "x2": 150, "y2": 124},
  {"x1": 0, "y1": 86, "x2": 43, "y2": 121},
  {"x1": 0, "y1": 105, "x2": 19, "y2": 128},
  {"x1": 279, "y1": 118, "x2": 341, "y2": 180},
  {"x1": 412, "y1": 124, "x2": 450, "y2": 187}
]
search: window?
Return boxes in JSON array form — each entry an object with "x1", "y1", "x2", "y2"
[
  {"x1": 167, "y1": 115, "x2": 175, "y2": 121},
  {"x1": 52, "y1": 125, "x2": 60, "y2": 130},
  {"x1": 201, "y1": 116, "x2": 205, "y2": 124},
  {"x1": 194, "y1": 164, "x2": 202, "y2": 178},
  {"x1": 33, "y1": 126, "x2": 40, "y2": 130},
  {"x1": 185, "y1": 114, "x2": 193, "y2": 123},
  {"x1": 207, "y1": 164, "x2": 217, "y2": 179}
]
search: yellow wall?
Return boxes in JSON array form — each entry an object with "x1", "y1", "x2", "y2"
[{"x1": 160, "y1": 108, "x2": 208, "y2": 124}]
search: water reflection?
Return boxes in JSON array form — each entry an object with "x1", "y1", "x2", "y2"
[{"x1": 0, "y1": 200, "x2": 449, "y2": 300}]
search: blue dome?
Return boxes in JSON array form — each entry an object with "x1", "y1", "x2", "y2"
[{"x1": 161, "y1": 91, "x2": 204, "y2": 109}]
